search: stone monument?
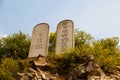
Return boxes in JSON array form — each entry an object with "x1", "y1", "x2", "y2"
[
  {"x1": 55, "y1": 20, "x2": 74, "y2": 54},
  {"x1": 28, "y1": 23, "x2": 49, "y2": 57}
]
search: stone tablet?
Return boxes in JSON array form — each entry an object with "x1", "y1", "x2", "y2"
[
  {"x1": 55, "y1": 20, "x2": 74, "y2": 54},
  {"x1": 28, "y1": 23, "x2": 49, "y2": 57}
]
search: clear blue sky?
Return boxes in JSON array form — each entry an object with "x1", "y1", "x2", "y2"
[{"x1": 0, "y1": 0, "x2": 120, "y2": 39}]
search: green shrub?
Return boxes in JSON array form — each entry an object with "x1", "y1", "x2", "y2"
[
  {"x1": 0, "y1": 58, "x2": 19, "y2": 80},
  {"x1": 18, "y1": 58, "x2": 32, "y2": 72},
  {"x1": 92, "y1": 37, "x2": 120, "y2": 73},
  {"x1": 49, "y1": 50, "x2": 80, "y2": 74},
  {"x1": 0, "y1": 58, "x2": 32, "y2": 79},
  {"x1": 96, "y1": 53, "x2": 120, "y2": 73},
  {"x1": 0, "y1": 31, "x2": 30, "y2": 59},
  {"x1": 0, "y1": 70, "x2": 15, "y2": 80}
]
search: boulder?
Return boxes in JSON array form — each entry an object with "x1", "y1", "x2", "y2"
[{"x1": 69, "y1": 55, "x2": 109, "y2": 80}]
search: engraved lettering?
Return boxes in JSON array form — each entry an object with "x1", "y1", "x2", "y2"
[
  {"x1": 61, "y1": 34, "x2": 68, "y2": 37},
  {"x1": 61, "y1": 43, "x2": 67, "y2": 47},
  {"x1": 55, "y1": 20, "x2": 74, "y2": 54},
  {"x1": 62, "y1": 29, "x2": 68, "y2": 33},
  {"x1": 35, "y1": 44, "x2": 43, "y2": 49},
  {"x1": 39, "y1": 33, "x2": 42, "y2": 37},
  {"x1": 61, "y1": 38, "x2": 69, "y2": 42},
  {"x1": 37, "y1": 38, "x2": 42, "y2": 43},
  {"x1": 63, "y1": 26, "x2": 67, "y2": 29}
]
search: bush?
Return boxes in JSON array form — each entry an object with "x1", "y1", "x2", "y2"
[
  {"x1": 96, "y1": 53, "x2": 120, "y2": 73},
  {"x1": 18, "y1": 58, "x2": 32, "y2": 72},
  {"x1": 0, "y1": 58, "x2": 19, "y2": 80},
  {"x1": 0, "y1": 70, "x2": 15, "y2": 80},
  {"x1": 0, "y1": 57, "x2": 32, "y2": 79},
  {"x1": 48, "y1": 49, "x2": 80, "y2": 74},
  {"x1": 0, "y1": 31, "x2": 31, "y2": 59},
  {"x1": 92, "y1": 37, "x2": 120, "y2": 73}
]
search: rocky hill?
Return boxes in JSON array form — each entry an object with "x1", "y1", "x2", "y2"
[{"x1": 18, "y1": 55, "x2": 120, "y2": 80}]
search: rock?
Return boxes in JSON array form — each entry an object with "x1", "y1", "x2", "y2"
[
  {"x1": 18, "y1": 54, "x2": 120, "y2": 80},
  {"x1": 108, "y1": 70, "x2": 120, "y2": 80},
  {"x1": 34, "y1": 55, "x2": 49, "y2": 66},
  {"x1": 116, "y1": 66, "x2": 120, "y2": 71},
  {"x1": 18, "y1": 55, "x2": 64, "y2": 80},
  {"x1": 69, "y1": 54, "x2": 109, "y2": 80}
]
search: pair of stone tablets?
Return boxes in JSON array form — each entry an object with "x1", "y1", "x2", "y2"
[{"x1": 28, "y1": 20, "x2": 74, "y2": 57}]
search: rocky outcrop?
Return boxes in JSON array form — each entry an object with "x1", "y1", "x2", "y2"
[
  {"x1": 18, "y1": 56, "x2": 64, "y2": 80},
  {"x1": 69, "y1": 55, "x2": 108, "y2": 80},
  {"x1": 18, "y1": 55, "x2": 120, "y2": 80}
]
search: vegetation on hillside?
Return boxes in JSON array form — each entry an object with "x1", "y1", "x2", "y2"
[
  {"x1": 0, "y1": 29, "x2": 120, "y2": 79},
  {"x1": 0, "y1": 31, "x2": 31, "y2": 59}
]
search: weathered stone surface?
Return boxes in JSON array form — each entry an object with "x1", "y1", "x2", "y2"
[
  {"x1": 108, "y1": 70, "x2": 120, "y2": 80},
  {"x1": 28, "y1": 23, "x2": 49, "y2": 57},
  {"x1": 34, "y1": 55, "x2": 49, "y2": 66},
  {"x1": 18, "y1": 56, "x2": 65, "y2": 80},
  {"x1": 18, "y1": 55, "x2": 120, "y2": 80},
  {"x1": 69, "y1": 55, "x2": 109, "y2": 80},
  {"x1": 55, "y1": 20, "x2": 74, "y2": 54}
]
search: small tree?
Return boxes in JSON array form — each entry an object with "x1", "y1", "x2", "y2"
[
  {"x1": 74, "y1": 29, "x2": 94, "y2": 57},
  {"x1": 74, "y1": 28, "x2": 94, "y2": 47},
  {"x1": 0, "y1": 31, "x2": 31, "y2": 59}
]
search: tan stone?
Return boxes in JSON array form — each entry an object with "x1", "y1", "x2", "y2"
[
  {"x1": 34, "y1": 56, "x2": 48, "y2": 66},
  {"x1": 28, "y1": 23, "x2": 49, "y2": 57},
  {"x1": 55, "y1": 20, "x2": 74, "y2": 54}
]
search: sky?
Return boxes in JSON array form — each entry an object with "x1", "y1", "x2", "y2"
[{"x1": 0, "y1": 0, "x2": 120, "y2": 39}]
